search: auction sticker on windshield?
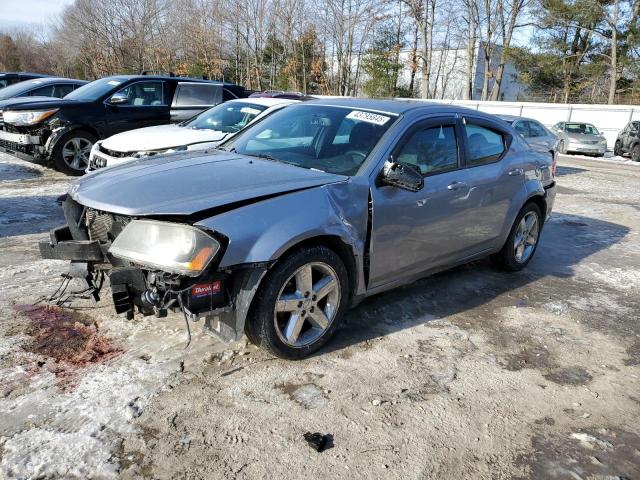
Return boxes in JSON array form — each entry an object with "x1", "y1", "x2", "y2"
[
  {"x1": 346, "y1": 110, "x2": 391, "y2": 126},
  {"x1": 241, "y1": 107, "x2": 261, "y2": 115}
]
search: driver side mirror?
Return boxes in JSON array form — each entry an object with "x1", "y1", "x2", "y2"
[
  {"x1": 108, "y1": 92, "x2": 128, "y2": 105},
  {"x1": 380, "y1": 160, "x2": 424, "y2": 192}
]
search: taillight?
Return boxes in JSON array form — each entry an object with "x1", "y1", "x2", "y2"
[{"x1": 551, "y1": 154, "x2": 557, "y2": 178}]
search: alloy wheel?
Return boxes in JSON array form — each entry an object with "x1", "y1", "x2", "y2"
[
  {"x1": 62, "y1": 137, "x2": 93, "y2": 171},
  {"x1": 513, "y1": 211, "x2": 539, "y2": 263},
  {"x1": 274, "y1": 262, "x2": 341, "y2": 347}
]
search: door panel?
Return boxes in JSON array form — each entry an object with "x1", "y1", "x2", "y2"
[
  {"x1": 105, "y1": 81, "x2": 169, "y2": 136},
  {"x1": 370, "y1": 169, "x2": 477, "y2": 287},
  {"x1": 368, "y1": 118, "x2": 474, "y2": 287},
  {"x1": 461, "y1": 119, "x2": 524, "y2": 249}
]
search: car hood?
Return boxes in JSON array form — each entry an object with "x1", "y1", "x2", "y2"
[
  {"x1": 0, "y1": 96, "x2": 58, "y2": 109},
  {"x1": 4, "y1": 98, "x2": 88, "y2": 111},
  {"x1": 100, "y1": 124, "x2": 228, "y2": 153},
  {"x1": 71, "y1": 151, "x2": 347, "y2": 216},
  {"x1": 566, "y1": 132, "x2": 605, "y2": 142}
]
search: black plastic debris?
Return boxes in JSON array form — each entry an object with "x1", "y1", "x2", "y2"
[{"x1": 303, "y1": 432, "x2": 334, "y2": 452}]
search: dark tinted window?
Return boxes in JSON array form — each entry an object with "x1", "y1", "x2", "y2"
[
  {"x1": 464, "y1": 123, "x2": 505, "y2": 165},
  {"x1": 52, "y1": 83, "x2": 77, "y2": 98},
  {"x1": 396, "y1": 124, "x2": 459, "y2": 175},
  {"x1": 174, "y1": 83, "x2": 223, "y2": 106},
  {"x1": 28, "y1": 85, "x2": 54, "y2": 96}
]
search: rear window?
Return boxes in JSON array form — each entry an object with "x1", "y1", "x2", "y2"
[
  {"x1": 173, "y1": 83, "x2": 223, "y2": 106},
  {"x1": 565, "y1": 123, "x2": 599, "y2": 135}
]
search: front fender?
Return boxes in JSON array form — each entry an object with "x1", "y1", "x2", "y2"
[
  {"x1": 196, "y1": 179, "x2": 369, "y2": 288},
  {"x1": 44, "y1": 123, "x2": 98, "y2": 158}
]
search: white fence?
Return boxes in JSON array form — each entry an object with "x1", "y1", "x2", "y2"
[{"x1": 420, "y1": 99, "x2": 640, "y2": 150}]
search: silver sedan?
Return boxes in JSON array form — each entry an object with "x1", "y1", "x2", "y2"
[
  {"x1": 499, "y1": 115, "x2": 559, "y2": 161},
  {"x1": 40, "y1": 100, "x2": 557, "y2": 359},
  {"x1": 552, "y1": 122, "x2": 607, "y2": 156}
]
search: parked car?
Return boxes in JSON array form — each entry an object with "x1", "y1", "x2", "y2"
[
  {"x1": 551, "y1": 122, "x2": 607, "y2": 156},
  {"x1": 0, "y1": 72, "x2": 50, "y2": 89},
  {"x1": 87, "y1": 97, "x2": 298, "y2": 171},
  {"x1": 0, "y1": 77, "x2": 87, "y2": 129},
  {"x1": 39, "y1": 99, "x2": 556, "y2": 359},
  {"x1": 498, "y1": 115, "x2": 558, "y2": 161},
  {"x1": 614, "y1": 120, "x2": 640, "y2": 161},
  {"x1": 0, "y1": 75, "x2": 247, "y2": 175}
]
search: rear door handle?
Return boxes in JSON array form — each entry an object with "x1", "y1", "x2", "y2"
[
  {"x1": 447, "y1": 181, "x2": 469, "y2": 191},
  {"x1": 508, "y1": 168, "x2": 524, "y2": 176}
]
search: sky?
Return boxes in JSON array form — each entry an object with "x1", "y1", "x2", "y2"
[{"x1": 0, "y1": 0, "x2": 73, "y2": 32}]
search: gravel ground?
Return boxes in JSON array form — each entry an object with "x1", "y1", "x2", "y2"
[{"x1": 0, "y1": 151, "x2": 638, "y2": 479}]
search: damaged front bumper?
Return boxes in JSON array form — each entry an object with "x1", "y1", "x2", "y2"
[
  {"x1": 0, "y1": 129, "x2": 43, "y2": 161},
  {"x1": 39, "y1": 212, "x2": 268, "y2": 343}
]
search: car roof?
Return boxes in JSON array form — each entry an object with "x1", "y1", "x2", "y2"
[
  {"x1": 104, "y1": 74, "x2": 240, "y2": 86},
  {"x1": 227, "y1": 97, "x2": 298, "y2": 107},
  {"x1": 15, "y1": 77, "x2": 87, "y2": 86},
  {"x1": 302, "y1": 97, "x2": 491, "y2": 117},
  {"x1": 0, "y1": 72, "x2": 50, "y2": 77}
]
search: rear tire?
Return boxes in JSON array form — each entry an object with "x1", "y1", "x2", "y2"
[
  {"x1": 632, "y1": 144, "x2": 640, "y2": 162},
  {"x1": 52, "y1": 130, "x2": 96, "y2": 176},
  {"x1": 492, "y1": 203, "x2": 543, "y2": 272},
  {"x1": 246, "y1": 246, "x2": 350, "y2": 359}
]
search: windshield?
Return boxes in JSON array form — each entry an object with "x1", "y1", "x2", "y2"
[
  {"x1": 186, "y1": 101, "x2": 267, "y2": 132},
  {"x1": 565, "y1": 123, "x2": 599, "y2": 135},
  {"x1": 65, "y1": 76, "x2": 128, "y2": 101},
  {"x1": 222, "y1": 104, "x2": 397, "y2": 176},
  {"x1": 0, "y1": 80, "x2": 41, "y2": 100}
]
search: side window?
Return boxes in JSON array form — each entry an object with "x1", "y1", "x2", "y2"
[
  {"x1": 513, "y1": 121, "x2": 528, "y2": 137},
  {"x1": 528, "y1": 121, "x2": 546, "y2": 137},
  {"x1": 52, "y1": 84, "x2": 76, "y2": 98},
  {"x1": 395, "y1": 124, "x2": 459, "y2": 176},
  {"x1": 174, "y1": 83, "x2": 223, "y2": 106},
  {"x1": 464, "y1": 123, "x2": 506, "y2": 166},
  {"x1": 115, "y1": 81, "x2": 164, "y2": 106},
  {"x1": 28, "y1": 85, "x2": 54, "y2": 96}
]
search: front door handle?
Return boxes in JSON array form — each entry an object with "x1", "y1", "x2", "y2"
[
  {"x1": 508, "y1": 168, "x2": 524, "y2": 176},
  {"x1": 447, "y1": 181, "x2": 469, "y2": 191}
]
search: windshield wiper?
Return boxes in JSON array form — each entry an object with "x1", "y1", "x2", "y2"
[
  {"x1": 216, "y1": 146, "x2": 236, "y2": 153},
  {"x1": 245, "y1": 153, "x2": 280, "y2": 162}
]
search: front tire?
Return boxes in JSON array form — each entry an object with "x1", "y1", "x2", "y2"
[
  {"x1": 52, "y1": 130, "x2": 96, "y2": 176},
  {"x1": 246, "y1": 246, "x2": 350, "y2": 359},
  {"x1": 558, "y1": 141, "x2": 566, "y2": 155},
  {"x1": 614, "y1": 140, "x2": 623, "y2": 157},
  {"x1": 632, "y1": 144, "x2": 640, "y2": 162},
  {"x1": 492, "y1": 203, "x2": 542, "y2": 272}
]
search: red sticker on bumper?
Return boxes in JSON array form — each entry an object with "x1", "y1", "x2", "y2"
[{"x1": 191, "y1": 281, "x2": 222, "y2": 298}]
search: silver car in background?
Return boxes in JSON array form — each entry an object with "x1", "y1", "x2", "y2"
[
  {"x1": 498, "y1": 115, "x2": 559, "y2": 161},
  {"x1": 552, "y1": 122, "x2": 607, "y2": 156},
  {"x1": 40, "y1": 100, "x2": 557, "y2": 359}
]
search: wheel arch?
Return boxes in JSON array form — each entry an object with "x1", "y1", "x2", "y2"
[
  {"x1": 270, "y1": 234, "x2": 358, "y2": 302},
  {"x1": 45, "y1": 124, "x2": 99, "y2": 157},
  {"x1": 525, "y1": 194, "x2": 547, "y2": 224}
]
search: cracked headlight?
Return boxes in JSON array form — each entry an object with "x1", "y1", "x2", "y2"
[
  {"x1": 3, "y1": 109, "x2": 59, "y2": 126},
  {"x1": 109, "y1": 220, "x2": 220, "y2": 276}
]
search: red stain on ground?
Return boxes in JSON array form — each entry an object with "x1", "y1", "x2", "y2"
[{"x1": 14, "y1": 304, "x2": 123, "y2": 390}]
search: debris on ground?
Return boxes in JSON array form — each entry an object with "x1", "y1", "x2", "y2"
[{"x1": 303, "y1": 432, "x2": 334, "y2": 452}]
